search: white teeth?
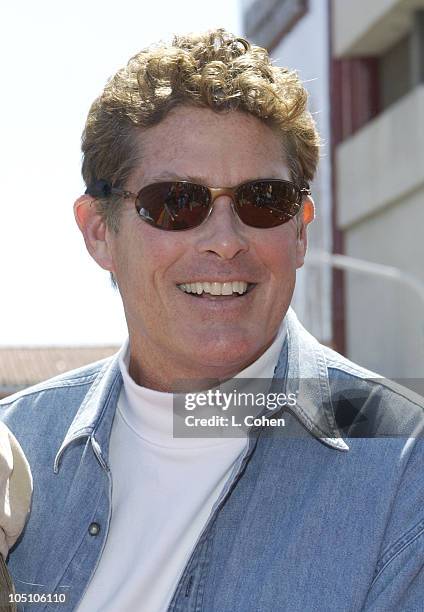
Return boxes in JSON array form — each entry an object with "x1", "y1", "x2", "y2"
[
  {"x1": 178, "y1": 281, "x2": 249, "y2": 296},
  {"x1": 233, "y1": 281, "x2": 248, "y2": 294}
]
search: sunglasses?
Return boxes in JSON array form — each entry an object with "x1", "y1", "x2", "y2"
[{"x1": 85, "y1": 178, "x2": 311, "y2": 231}]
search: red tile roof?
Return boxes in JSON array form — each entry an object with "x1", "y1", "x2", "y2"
[{"x1": 0, "y1": 346, "x2": 119, "y2": 396}]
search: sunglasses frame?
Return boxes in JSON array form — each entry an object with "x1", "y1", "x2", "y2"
[{"x1": 86, "y1": 178, "x2": 311, "y2": 231}]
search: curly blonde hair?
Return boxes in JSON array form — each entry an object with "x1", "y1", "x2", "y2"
[{"x1": 82, "y1": 28, "x2": 320, "y2": 230}]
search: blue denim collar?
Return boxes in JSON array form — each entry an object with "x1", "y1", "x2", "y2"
[
  {"x1": 54, "y1": 357, "x2": 123, "y2": 473},
  {"x1": 283, "y1": 309, "x2": 349, "y2": 451},
  {"x1": 54, "y1": 309, "x2": 348, "y2": 471}
]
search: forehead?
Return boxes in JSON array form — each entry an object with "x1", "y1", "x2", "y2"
[{"x1": 130, "y1": 106, "x2": 290, "y2": 187}]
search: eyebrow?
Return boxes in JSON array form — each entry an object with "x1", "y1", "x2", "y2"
[
  {"x1": 145, "y1": 172, "x2": 287, "y2": 186},
  {"x1": 148, "y1": 171, "x2": 208, "y2": 184}
]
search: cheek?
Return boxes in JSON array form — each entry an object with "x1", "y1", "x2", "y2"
[
  {"x1": 112, "y1": 224, "x2": 186, "y2": 291},
  {"x1": 139, "y1": 228, "x2": 188, "y2": 275},
  {"x1": 255, "y1": 230, "x2": 299, "y2": 278}
]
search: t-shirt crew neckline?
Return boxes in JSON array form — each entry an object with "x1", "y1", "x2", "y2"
[{"x1": 117, "y1": 318, "x2": 288, "y2": 449}]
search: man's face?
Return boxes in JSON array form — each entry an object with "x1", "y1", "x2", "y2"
[{"x1": 100, "y1": 106, "x2": 311, "y2": 388}]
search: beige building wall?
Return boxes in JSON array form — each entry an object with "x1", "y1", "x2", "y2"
[
  {"x1": 333, "y1": 0, "x2": 424, "y2": 377},
  {"x1": 336, "y1": 85, "x2": 424, "y2": 377},
  {"x1": 337, "y1": 86, "x2": 424, "y2": 229},
  {"x1": 343, "y1": 186, "x2": 424, "y2": 378},
  {"x1": 333, "y1": 0, "x2": 424, "y2": 56}
]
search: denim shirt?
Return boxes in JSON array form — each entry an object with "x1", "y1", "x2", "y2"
[{"x1": 1, "y1": 308, "x2": 424, "y2": 612}]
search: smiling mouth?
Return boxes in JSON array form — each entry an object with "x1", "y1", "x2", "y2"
[{"x1": 177, "y1": 281, "x2": 256, "y2": 297}]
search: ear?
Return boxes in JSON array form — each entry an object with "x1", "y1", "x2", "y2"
[
  {"x1": 74, "y1": 195, "x2": 115, "y2": 272},
  {"x1": 296, "y1": 196, "x2": 315, "y2": 269}
]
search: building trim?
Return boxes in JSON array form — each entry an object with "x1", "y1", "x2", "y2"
[
  {"x1": 329, "y1": 0, "x2": 346, "y2": 356},
  {"x1": 244, "y1": 0, "x2": 309, "y2": 51}
]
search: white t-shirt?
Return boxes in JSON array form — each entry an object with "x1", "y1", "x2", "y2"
[{"x1": 78, "y1": 320, "x2": 287, "y2": 611}]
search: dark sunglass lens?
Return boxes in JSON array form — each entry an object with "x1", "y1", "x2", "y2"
[
  {"x1": 236, "y1": 181, "x2": 301, "y2": 228},
  {"x1": 135, "y1": 182, "x2": 211, "y2": 230}
]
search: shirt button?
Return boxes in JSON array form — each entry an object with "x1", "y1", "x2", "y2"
[{"x1": 88, "y1": 522, "x2": 100, "y2": 536}]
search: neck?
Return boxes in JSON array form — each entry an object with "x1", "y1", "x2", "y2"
[
  {"x1": 127, "y1": 336, "x2": 277, "y2": 393},
  {"x1": 128, "y1": 354, "x2": 268, "y2": 393}
]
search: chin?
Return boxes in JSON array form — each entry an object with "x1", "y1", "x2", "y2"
[{"x1": 187, "y1": 335, "x2": 263, "y2": 373}]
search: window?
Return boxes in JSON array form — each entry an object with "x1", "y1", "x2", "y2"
[{"x1": 244, "y1": 0, "x2": 308, "y2": 50}]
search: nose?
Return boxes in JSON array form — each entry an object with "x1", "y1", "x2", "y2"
[{"x1": 195, "y1": 196, "x2": 249, "y2": 260}]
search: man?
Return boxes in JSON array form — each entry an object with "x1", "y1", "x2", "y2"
[{"x1": 1, "y1": 28, "x2": 424, "y2": 611}]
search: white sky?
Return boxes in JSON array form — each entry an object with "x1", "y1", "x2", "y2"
[{"x1": 0, "y1": 0, "x2": 242, "y2": 346}]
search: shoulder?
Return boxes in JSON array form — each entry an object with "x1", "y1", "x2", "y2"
[
  {"x1": 320, "y1": 344, "x2": 424, "y2": 437},
  {"x1": 0, "y1": 356, "x2": 115, "y2": 434},
  {"x1": 0, "y1": 357, "x2": 110, "y2": 405}
]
